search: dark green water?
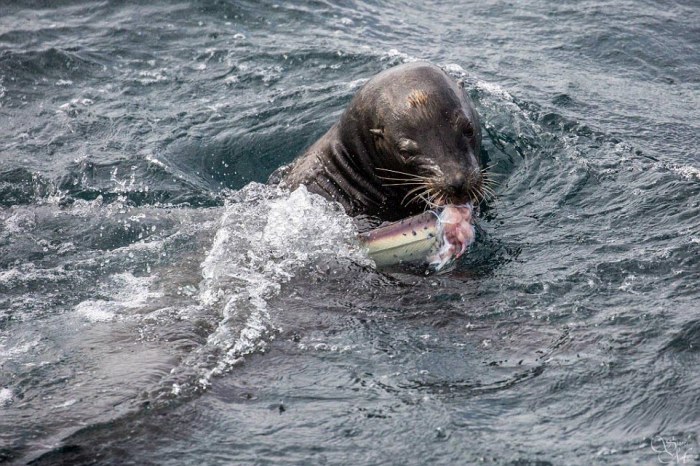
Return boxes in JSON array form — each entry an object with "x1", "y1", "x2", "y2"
[{"x1": 1, "y1": 1, "x2": 698, "y2": 464}]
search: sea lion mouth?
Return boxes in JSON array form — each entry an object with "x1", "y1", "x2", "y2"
[
  {"x1": 440, "y1": 177, "x2": 486, "y2": 206},
  {"x1": 375, "y1": 166, "x2": 494, "y2": 210}
]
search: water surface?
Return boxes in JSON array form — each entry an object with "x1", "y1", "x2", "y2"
[{"x1": 1, "y1": 1, "x2": 699, "y2": 464}]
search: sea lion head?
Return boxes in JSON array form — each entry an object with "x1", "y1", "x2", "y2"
[{"x1": 340, "y1": 62, "x2": 485, "y2": 214}]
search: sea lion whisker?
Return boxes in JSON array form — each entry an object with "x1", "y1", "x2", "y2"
[
  {"x1": 425, "y1": 190, "x2": 445, "y2": 210},
  {"x1": 401, "y1": 185, "x2": 429, "y2": 205},
  {"x1": 482, "y1": 181, "x2": 495, "y2": 192},
  {"x1": 481, "y1": 186, "x2": 497, "y2": 199},
  {"x1": 406, "y1": 189, "x2": 432, "y2": 207},
  {"x1": 377, "y1": 176, "x2": 430, "y2": 184},
  {"x1": 377, "y1": 173, "x2": 430, "y2": 181},
  {"x1": 481, "y1": 181, "x2": 496, "y2": 193},
  {"x1": 426, "y1": 187, "x2": 441, "y2": 202},
  {"x1": 380, "y1": 181, "x2": 430, "y2": 187},
  {"x1": 416, "y1": 193, "x2": 433, "y2": 209},
  {"x1": 482, "y1": 172, "x2": 505, "y2": 181},
  {"x1": 376, "y1": 174, "x2": 426, "y2": 180},
  {"x1": 480, "y1": 185, "x2": 496, "y2": 201},
  {"x1": 376, "y1": 167, "x2": 431, "y2": 180},
  {"x1": 377, "y1": 167, "x2": 425, "y2": 178},
  {"x1": 423, "y1": 190, "x2": 436, "y2": 206},
  {"x1": 391, "y1": 177, "x2": 432, "y2": 186},
  {"x1": 406, "y1": 193, "x2": 425, "y2": 207},
  {"x1": 422, "y1": 193, "x2": 440, "y2": 209},
  {"x1": 375, "y1": 167, "x2": 420, "y2": 174}
]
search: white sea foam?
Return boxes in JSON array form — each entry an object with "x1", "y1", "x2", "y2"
[
  {"x1": 0, "y1": 263, "x2": 69, "y2": 288},
  {"x1": 0, "y1": 388, "x2": 12, "y2": 406},
  {"x1": 224, "y1": 75, "x2": 240, "y2": 85},
  {"x1": 346, "y1": 78, "x2": 368, "y2": 89},
  {"x1": 110, "y1": 166, "x2": 138, "y2": 193},
  {"x1": 74, "y1": 272, "x2": 162, "y2": 322},
  {"x1": 74, "y1": 301, "x2": 117, "y2": 322},
  {"x1": 443, "y1": 63, "x2": 466, "y2": 74},
  {"x1": 4, "y1": 209, "x2": 37, "y2": 233},
  {"x1": 0, "y1": 76, "x2": 6, "y2": 106},
  {"x1": 52, "y1": 398, "x2": 77, "y2": 409},
  {"x1": 474, "y1": 79, "x2": 514, "y2": 101},
  {"x1": 192, "y1": 183, "x2": 368, "y2": 388},
  {"x1": 136, "y1": 69, "x2": 168, "y2": 84},
  {"x1": 58, "y1": 97, "x2": 94, "y2": 111},
  {"x1": 383, "y1": 48, "x2": 420, "y2": 63},
  {"x1": 670, "y1": 164, "x2": 700, "y2": 181},
  {"x1": 145, "y1": 154, "x2": 167, "y2": 169}
]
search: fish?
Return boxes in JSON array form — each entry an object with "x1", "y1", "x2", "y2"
[{"x1": 359, "y1": 204, "x2": 475, "y2": 272}]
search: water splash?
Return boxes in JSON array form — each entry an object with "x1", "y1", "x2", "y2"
[{"x1": 175, "y1": 183, "x2": 369, "y2": 391}]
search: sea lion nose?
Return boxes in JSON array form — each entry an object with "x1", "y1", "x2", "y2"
[
  {"x1": 448, "y1": 172, "x2": 470, "y2": 196},
  {"x1": 447, "y1": 168, "x2": 481, "y2": 202}
]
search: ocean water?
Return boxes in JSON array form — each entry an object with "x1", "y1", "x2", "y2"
[{"x1": 1, "y1": 1, "x2": 699, "y2": 464}]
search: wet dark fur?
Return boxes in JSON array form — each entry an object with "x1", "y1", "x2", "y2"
[{"x1": 278, "y1": 62, "x2": 485, "y2": 221}]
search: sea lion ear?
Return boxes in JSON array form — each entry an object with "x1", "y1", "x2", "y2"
[
  {"x1": 456, "y1": 79, "x2": 465, "y2": 89},
  {"x1": 369, "y1": 128, "x2": 384, "y2": 138}
]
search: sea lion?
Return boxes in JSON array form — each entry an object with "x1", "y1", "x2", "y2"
[{"x1": 278, "y1": 62, "x2": 486, "y2": 221}]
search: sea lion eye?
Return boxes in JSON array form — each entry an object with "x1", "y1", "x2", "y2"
[
  {"x1": 397, "y1": 139, "x2": 419, "y2": 162},
  {"x1": 398, "y1": 138, "x2": 418, "y2": 153},
  {"x1": 462, "y1": 124, "x2": 474, "y2": 138},
  {"x1": 454, "y1": 113, "x2": 474, "y2": 139}
]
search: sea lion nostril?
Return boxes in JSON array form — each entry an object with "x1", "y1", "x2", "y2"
[{"x1": 447, "y1": 173, "x2": 469, "y2": 195}]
